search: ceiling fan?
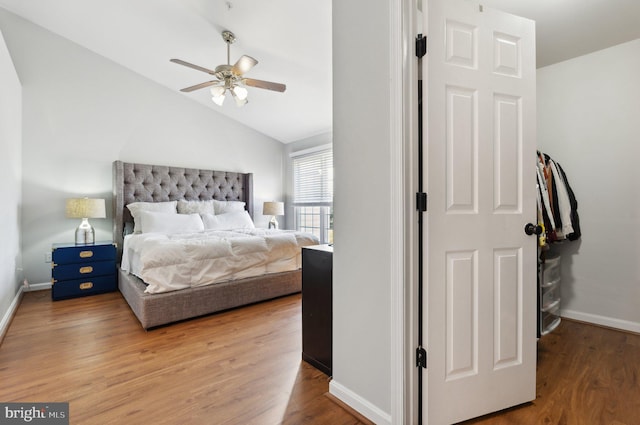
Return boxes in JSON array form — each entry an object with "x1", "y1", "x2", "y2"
[{"x1": 170, "y1": 30, "x2": 286, "y2": 107}]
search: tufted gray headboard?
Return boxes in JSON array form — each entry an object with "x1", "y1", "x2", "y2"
[{"x1": 112, "y1": 161, "x2": 253, "y2": 261}]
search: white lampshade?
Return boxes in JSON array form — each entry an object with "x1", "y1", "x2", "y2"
[
  {"x1": 65, "y1": 198, "x2": 106, "y2": 244},
  {"x1": 210, "y1": 86, "x2": 225, "y2": 97},
  {"x1": 233, "y1": 86, "x2": 248, "y2": 100},
  {"x1": 211, "y1": 86, "x2": 226, "y2": 106},
  {"x1": 210, "y1": 86, "x2": 248, "y2": 108},
  {"x1": 230, "y1": 87, "x2": 248, "y2": 107},
  {"x1": 65, "y1": 198, "x2": 106, "y2": 218},
  {"x1": 263, "y1": 201, "x2": 284, "y2": 229},
  {"x1": 262, "y1": 201, "x2": 284, "y2": 216},
  {"x1": 211, "y1": 93, "x2": 225, "y2": 106}
]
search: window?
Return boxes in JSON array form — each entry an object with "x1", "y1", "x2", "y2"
[{"x1": 292, "y1": 145, "x2": 333, "y2": 244}]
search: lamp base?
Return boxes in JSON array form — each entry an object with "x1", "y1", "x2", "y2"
[
  {"x1": 75, "y1": 218, "x2": 95, "y2": 244},
  {"x1": 268, "y1": 216, "x2": 279, "y2": 229}
]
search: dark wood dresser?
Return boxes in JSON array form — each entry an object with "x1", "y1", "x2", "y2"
[{"x1": 301, "y1": 244, "x2": 333, "y2": 376}]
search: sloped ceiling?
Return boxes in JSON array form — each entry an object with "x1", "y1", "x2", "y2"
[
  {"x1": 482, "y1": 0, "x2": 640, "y2": 68},
  {"x1": 0, "y1": 0, "x2": 332, "y2": 144},
  {"x1": 0, "y1": 0, "x2": 638, "y2": 143}
]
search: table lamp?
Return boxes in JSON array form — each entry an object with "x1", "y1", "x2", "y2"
[
  {"x1": 65, "y1": 198, "x2": 106, "y2": 244},
  {"x1": 263, "y1": 201, "x2": 284, "y2": 229}
]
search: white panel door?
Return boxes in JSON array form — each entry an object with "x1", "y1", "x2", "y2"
[{"x1": 423, "y1": 1, "x2": 537, "y2": 423}]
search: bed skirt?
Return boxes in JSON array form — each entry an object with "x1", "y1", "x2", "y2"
[{"x1": 118, "y1": 268, "x2": 302, "y2": 329}]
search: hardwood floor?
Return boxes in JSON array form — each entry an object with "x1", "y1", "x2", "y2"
[
  {"x1": 2, "y1": 291, "x2": 639, "y2": 424},
  {"x1": 462, "y1": 319, "x2": 640, "y2": 425},
  {"x1": 0, "y1": 291, "x2": 368, "y2": 425}
]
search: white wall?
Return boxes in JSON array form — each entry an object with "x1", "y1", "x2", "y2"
[
  {"x1": 537, "y1": 38, "x2": 640, "y2": 331},
  {"x1": 0, "y1": 27, "x2": 22, "y2": 334},
  {"x1": 331, "y1": 0, "x2": 397, "y2": 423},
  {"x1": 0, "y1": 9, "x2": 286, "y2": 285}
]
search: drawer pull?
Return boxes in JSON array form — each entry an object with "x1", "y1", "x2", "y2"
[
  {"x1": 79, "y1": 266, "x2": 93, "y2": 274},
  {"x1": 79, "y1": 282, "x2": 94, "y2": 290},
  {"x1": 79, "y1": 250, "x2": 94, "y2": 258}
]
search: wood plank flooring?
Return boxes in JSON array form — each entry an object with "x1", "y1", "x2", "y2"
[
  {"x1": 0, "y1": 291, "x2": 368, "y2": 425},
  {"x1": 1, "y1": 291, "x2": 639, "y2": 424},
  {"x1": 462, "y1": 319, "x2": 640, "y2": 425}
]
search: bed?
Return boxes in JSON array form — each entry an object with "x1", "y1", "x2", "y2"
[{"x1": 113, "y1": 160, "x2": 316, "y2": 329}]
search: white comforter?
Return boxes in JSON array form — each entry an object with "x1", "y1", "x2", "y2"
[{"x1": 121, "y1": 229, "x2": 319, "y2": 294}]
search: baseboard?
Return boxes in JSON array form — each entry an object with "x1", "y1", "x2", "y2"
[
  {"x1": 561, "y1": 309, "x2": 640, "y2": 334},
  {"x1": 329, "y1": 380, "x2": 392, "y2": 425},
  {"x1": 0, "y1": 286, "x2": 24, "y2": 344},
  {"x1": 325, "y1": 392, "x2": 375, "y2": 424},
  {"x1": 24, "y1": 282, "x2": 51, "y2": 292}
]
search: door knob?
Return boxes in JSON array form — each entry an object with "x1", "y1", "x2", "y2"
[{"x1": 524, "y1": 223, "x2": 542, "y2": 236}]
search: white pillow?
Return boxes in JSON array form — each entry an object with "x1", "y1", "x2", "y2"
[
  {"x1": 177, "y1": 200, "x2": 214, "y2": 215},
  {"x1": 212, "y1": 200, "x2": 246, "y2": 214},
  {"x1": 126, "y1": 201, "x2": 177, "y2": 233},
  {"x1": 139, "y1": 211, "x2": 204, "y2": 234},
  {"x1": 202, "y1": 211, "x2": 255, "y2": 230}
]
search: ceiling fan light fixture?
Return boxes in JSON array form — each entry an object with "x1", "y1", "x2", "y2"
[
  {"x1": 172, "y1": 30, "x2": 285, "y2": 106},
  {"x1": 230, "y1": 87, "x2": 248, "y2": 107},
  {"x1": 210, "y1": 85, "x2": 226, "y2": 106},
  {"x1": 211, "y1": 93, "x2": 225, "y2": 106},
  {"x1": 233, "y1": 86, "x2": 248, "y2": 100},
  {"x1": 210, "y1": 86, "x2": 225, "y2": 97}
]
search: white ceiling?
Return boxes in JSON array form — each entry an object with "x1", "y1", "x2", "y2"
[
  {"x1": 482, "y1": 0, "x2": 640, "y2": 68},
  {"x1": 0, "y1": 0, "x2": 638, "y2": 143},
  {"x1": 0, "y1": 0, "x2": 332, "y2": 144}
]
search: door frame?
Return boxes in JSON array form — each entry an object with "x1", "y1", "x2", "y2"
[
  {"x1": 389, "y1": 0, "x2": 421, "y2": 423},
  {"x1": 390, "y1": 0, "x2": 420, "y2": 423}
]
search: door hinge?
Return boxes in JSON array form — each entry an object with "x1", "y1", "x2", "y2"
[
  {"x1": 416, "y1": 346, "x2": 427, "y2": 368},
  {"x1": 416, "y1": 192, "x2": 428, "y2": 212},
  {"x1": 416, "y1": 34, "x2": 427, "y2": 58}
]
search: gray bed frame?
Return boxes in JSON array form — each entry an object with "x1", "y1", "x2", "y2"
[{"x1": 113, "y1": 160, "x2": 301, "y2": 329}]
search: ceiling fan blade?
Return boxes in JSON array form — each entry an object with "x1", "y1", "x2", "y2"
[
  {"x1": 232, "y1": 55, "x2": 258, "y2": 76},
  {"x1": 170, "y1": 59, "x2": 216, "y2": 75},
  {"x1": 180, "y1": 80, "x2": 221, "y2": 92},
  {"x1": 243, "y1": 78, "x2": 286, "y2": 93}
]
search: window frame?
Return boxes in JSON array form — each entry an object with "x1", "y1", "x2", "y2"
[{"x1": 290, "y1": 144, "x2": 333, "y2": 244}]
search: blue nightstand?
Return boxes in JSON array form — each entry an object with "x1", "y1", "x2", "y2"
[{"x1": 51, "y1": 241, "x2": 117, "y2": 300}]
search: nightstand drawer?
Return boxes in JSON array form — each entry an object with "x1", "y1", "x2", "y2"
[
  {"x1": 51, "y1": 241, "x2": 118, "y2": 301},
  {"x1": 52, "y1": 275, "x2": 117, "y2": 300},
  {"x1": 52, "y1": 242, "x2": 116, "y2": 265},
  {"x1": 52, "y1": 260, "x2": 115, "y2": 281}
]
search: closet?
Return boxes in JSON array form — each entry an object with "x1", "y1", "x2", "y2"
[{"x1": 536, "y1": 151, "x2": 581, "y2": 336}]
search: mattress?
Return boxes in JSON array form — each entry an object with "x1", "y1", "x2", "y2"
[{"x1": 121, "y1": 229, "x2": 318, "y2": 294}]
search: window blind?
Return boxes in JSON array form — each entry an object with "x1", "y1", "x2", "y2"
[{"x1": 292, "y1": 147, "x2": 333, "y2": 206}]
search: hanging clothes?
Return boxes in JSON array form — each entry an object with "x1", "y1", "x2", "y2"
[{"x1": 536, "y1": 151, "x2": 581, "y2": 245}]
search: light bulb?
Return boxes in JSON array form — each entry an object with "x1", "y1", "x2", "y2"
[
  {"x1": 210, "y1": 86, "x2": 226, "y2": 105},
  {"x1": 211, "y1": 93, "x2": 225, "y2": 106},
  {"x1": 233, "y1": 86, "x2": 248, "y2": 100},
  {"x1": 210, "y1": 86, "x2": 225, "y2": 97},
  {"x1": 230, "y1": 87, "x2": 248, "y2": 107}
]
